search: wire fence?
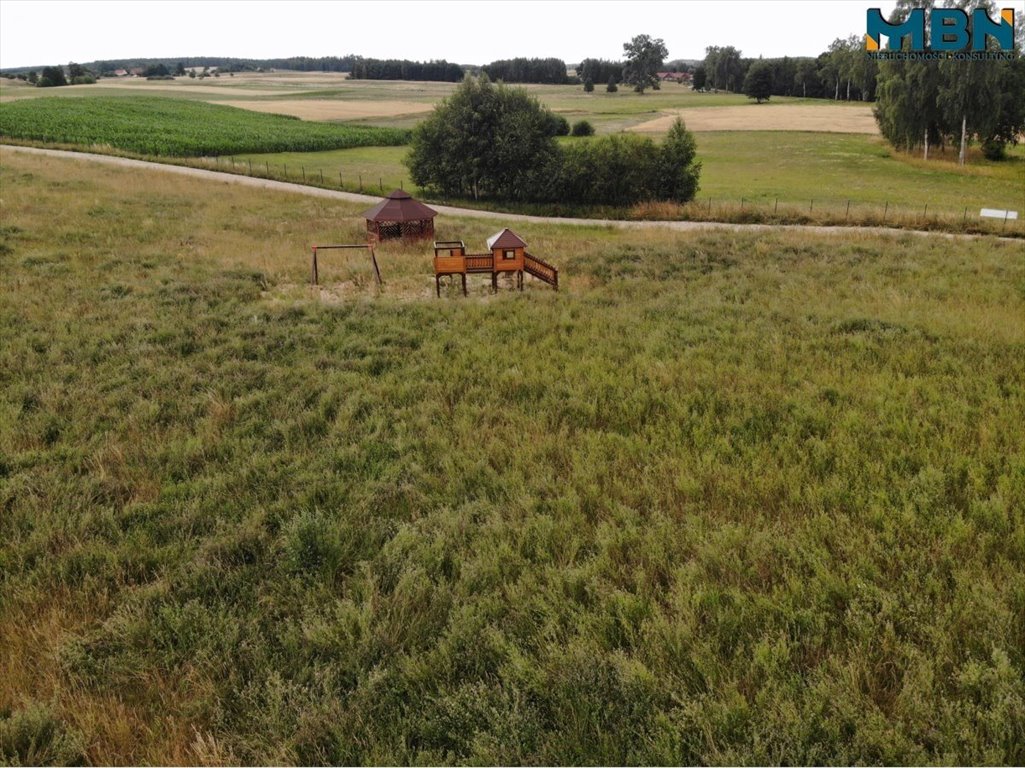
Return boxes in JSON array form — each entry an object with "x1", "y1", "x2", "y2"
[
  {"x1": 185, "y1": 155, "x2": 1024, "y2": 238},
  {"x1": 635, "y1": 196, "x2": 1025, "y2": 236}
]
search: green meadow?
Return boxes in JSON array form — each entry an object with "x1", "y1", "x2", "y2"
[
  {"x1": 2, "y1": 76, "x2": 1022, "y2": 231},
  {"x1": 2, "y1": 149, "x2": 1023, "y2": 765},
  {"x1": 232, "y1": 132, "x2": 1024, "y2": 227}
]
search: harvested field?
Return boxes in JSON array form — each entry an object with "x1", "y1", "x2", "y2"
[
  {"x1": 630, "y1": 104, "x2": 879, "y2": 134},
  {"x1": 86, "y1": 81, "x2": 286, "y2": 97},
  {"x1": 219, "y1": 98, "x2": 436, "y2": 120}
]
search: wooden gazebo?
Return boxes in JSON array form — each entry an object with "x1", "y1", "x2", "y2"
[{"x1": 362, "y1": 190, "x2": 437, "y2": 241}]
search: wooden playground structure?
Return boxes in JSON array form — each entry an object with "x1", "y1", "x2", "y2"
[
  {"x1": 307, "y1": 209, "x2": 558, "y2": 298},
  {"x1": 433, "y1": 229, "x2": 559, "y2": 296},
  {"x1": 309, "y1": 243, "x2": 381, "y2": 286}
]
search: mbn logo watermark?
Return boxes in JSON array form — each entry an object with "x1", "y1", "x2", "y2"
[{"x1": 866, "y1": 7, "x2": 1015, "y2": 59}]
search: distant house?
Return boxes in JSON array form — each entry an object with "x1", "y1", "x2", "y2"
[
  {"x1": 113, "y1": 69, "x2": 128, "y2": 77},
  {"x1": 658, "y1": 71, "x2": 691, "y2": 84}
]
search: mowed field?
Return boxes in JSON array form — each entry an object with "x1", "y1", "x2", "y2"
[
  {"x1": 2, "y1": 148, "x2": 1024, "y2": 765},
  {"x1": 0, "y1": 71, "x2": 852, "y2": 130},
  {"x1": 629, "y1": 104, "x2": 878, "y2": 134}
]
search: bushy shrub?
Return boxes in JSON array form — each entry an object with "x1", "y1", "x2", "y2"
[
  {"x1": 657, "y1": 117, "x2": 701, "y2": 202},
  {"x1": 571, "y1": 120, "x2": 595, "y2": 137},
  {"x1": 36, "y1": 66, "x2": 66, "y2": 88},
  {"x1": 550, "y1": 117, "x2": 700, "y2": 204},
  {"x1": 554, "y1": 133, "x2": 660, "y2": 204},
  {"x1": 583, "y1": 78, "x2": 594, "y2": 93},
  {"x1": 547, "y1": 114, "x2": 570, "y2": 136},
  {"x1": 606, "y1": 77, "x2": 618, "y2": 93},
  {"x1": 981, "y1": 138, "x2": 1006, "y2": 161},
  {"x1": 0, "y1": 704, "x2": 85, "y2": 765}
]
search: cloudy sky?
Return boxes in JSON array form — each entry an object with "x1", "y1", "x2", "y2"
[{"x1": 0, "y1": 0, "x2": 969, "y2": 70}]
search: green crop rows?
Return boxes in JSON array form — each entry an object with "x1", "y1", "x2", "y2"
[{"x1": 0, "y1": 96, "x2": 410, "y2": 156}]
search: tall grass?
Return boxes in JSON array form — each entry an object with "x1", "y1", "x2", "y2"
[{"x1": 1, "y1": 148, "x2": 1023, "y2": 764}]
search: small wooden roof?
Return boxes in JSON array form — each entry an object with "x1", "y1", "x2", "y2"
[
  {"x1": 486, "y1": 228, "x2": 527, "y2": 250},
  {"x1": 362, "y1": 190, "x2": 437, "y2": 223}
]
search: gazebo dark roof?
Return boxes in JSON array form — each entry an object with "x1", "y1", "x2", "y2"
[{"x1": 362, "y1": 190, "x2": 437, "y2": 223}]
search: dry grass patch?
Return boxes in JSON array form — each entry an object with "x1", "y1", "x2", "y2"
[
  {"x1": 219, "y1": 98, "x2": 435, "y2": 120},
  {"x1": 86, "y1": 81, "x2": 285, "y2": 97},
  {"x1": 630, "y1": 103, "x2": 879, "y2": 134}
]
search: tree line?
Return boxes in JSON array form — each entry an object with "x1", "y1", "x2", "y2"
[
  {"x1": 0, "y1": 56, "x2": 365, "y2": 77},
  {"x1": 870, "y1": 0, "x2": 1025, "y2": 162},
  {"x1": 696, "y1": 39, "x2": 878, "y2": 101},
  {"x1": 348, "y1": 58, "x2": 464, "y2": 82},
  {"x1": 576, "y1": 59, "x2": 625, "y2": 86},
  {"x1": 481, "y1": 58, "x2": 569, "y2": 84},
  {"x1": 708, "y1": 1, "x2": 1025, "y2": 162}
]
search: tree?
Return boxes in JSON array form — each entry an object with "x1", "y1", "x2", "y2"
[
  {"x1": 657, "y1": 117, "x2": 701, "y2": 201},
  {"x1": 793, "y1": 59, "x2": 819, "y2": 98},
  {"x1": 873, "y1": 0, "x2": 1025, "y2": 164},
  {"x1": 175, "y1": 61, "x2": 186, "y2": 76},
  {"x1": 571, "y1": 120, "x2": 595, "y2": 136},
  {"x1": 547, "y1": 114, "x2": 570, "y2": 136},
  {"x1": 743, "y1": 60, "x2": 773, "y2": 103},
  {"x1": 703, "y1": 45, "x2": 743, "y2": 91},
  {"x1": 37, "y1": 66, "x2": 67, "y2": 87},
  {"x1": 26, "y1": 70, "x2": 38, "y2": 84},
  {"x1": 820, "y1": 38, "x2": 846, "y2": 100},
  {"x1": 985, "y1": 56, "x2": 1025, "y2": 158},
  {"x1": 875, "y1": 54, "x2": 944, "y2": 158},
  {"x1": 583, "y1": 77, "x2": 594, "y2": 92},
  {"x1": 692, "y1": 65, "x2": 706, "y2": 90},
  {"x1": 939, "y1": 48, "x2": 1003, "y2": 165},
  {"x1": 606, "y1": 76, "x2": 618, "y2": 93},
  {"x1": 405, "y1": 74, "x2": 560, "y2": 200},
  {"x1": 622, "y1": 34, "x2": 668, "y2": 93},
  {"x1": 67, "y1": 62, "x2": 95, "y2": 85}
]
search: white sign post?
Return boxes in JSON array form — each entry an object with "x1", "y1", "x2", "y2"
[{"x1": 980, "y1": 208, "x2": 1019, "y2": 231}]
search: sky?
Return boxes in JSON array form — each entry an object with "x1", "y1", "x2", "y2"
[{"x1": 0, "y1": 0, "x2": 920, "y2": 69}]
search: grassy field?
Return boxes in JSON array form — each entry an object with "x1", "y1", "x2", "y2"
[
  {"x1": 2, "y1": 149, "x2": 1024, "y2": 765},
  {"x1": 3, "y1": 73, "x2": 1020, "y2": 231},
  {"x1": 230, "y1": 132, "x2": 1025, "y2": 229},
  {"x1": 0, "y1": 96, "x2": 409, "y2": 156},
  {"x1": 0, "y1": 73, "x2": 832, "y2": 132}
]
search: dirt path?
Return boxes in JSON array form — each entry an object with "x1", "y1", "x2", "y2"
[{"x1": 1, "y1": 145, "x2": 1008, "y2": 242}]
